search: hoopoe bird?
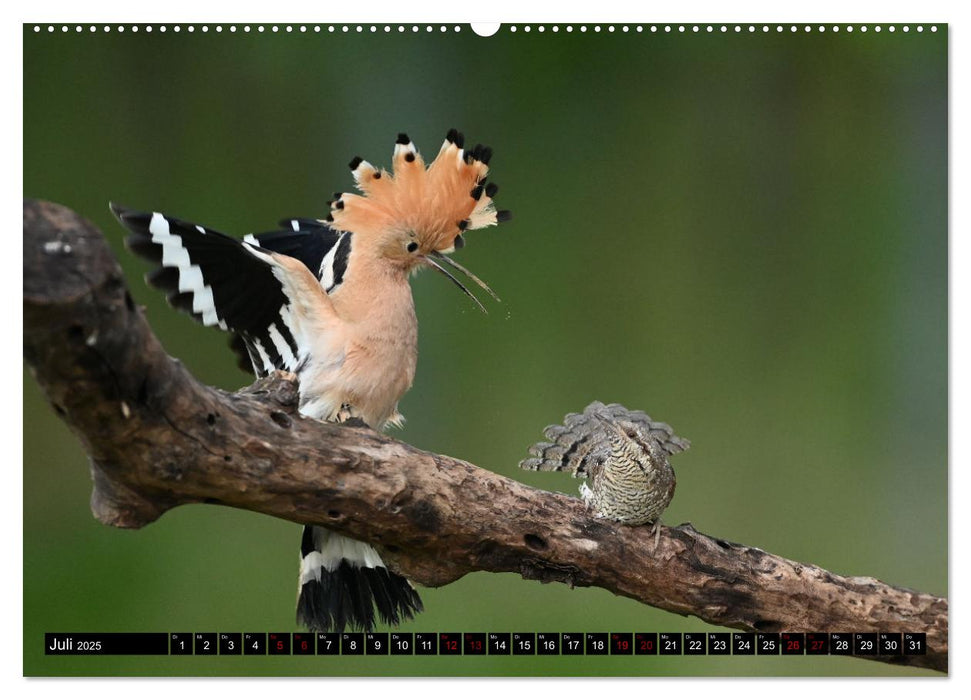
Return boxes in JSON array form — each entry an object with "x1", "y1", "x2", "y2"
[
  {"x1": 111, "y1": 129, "x2": 510, "y2": 632},
  {"x1": 520, "y1": 402, "x2": 689, "y2": 547}
]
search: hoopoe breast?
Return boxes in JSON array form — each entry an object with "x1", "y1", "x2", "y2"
[
  {"x1": 296, "y1": 268, "x2": 418, "y2": 428},
  {"x1": 295, "y1": 328, "x2": 417, "y2": 427}
]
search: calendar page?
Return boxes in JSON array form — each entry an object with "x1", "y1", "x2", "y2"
[{"x1": 23, "y1": 18, "x2": 947, "y2": 678}]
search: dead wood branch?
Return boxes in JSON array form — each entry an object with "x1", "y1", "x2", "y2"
[{"x1": 22, "y1": 199, "x2": 948, "y2": 673}]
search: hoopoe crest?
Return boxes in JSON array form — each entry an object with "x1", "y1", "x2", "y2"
[{"x1": 329, "y1": 130, "x2": 510, "y2": 311}]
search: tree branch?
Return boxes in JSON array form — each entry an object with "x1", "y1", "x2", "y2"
[{"x1": 23, "y1": 199, "x2": 947, "y2": 673}]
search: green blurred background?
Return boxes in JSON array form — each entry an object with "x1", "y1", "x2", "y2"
[{"x1": 23, "y1": 23, "x2": 947, "y2": 676}]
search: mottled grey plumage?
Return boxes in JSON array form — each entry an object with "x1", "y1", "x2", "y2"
[{"x1": 520, "y1": 401, "x2": 689, "y2": 542}]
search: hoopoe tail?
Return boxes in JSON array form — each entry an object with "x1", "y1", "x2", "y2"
[{"x1": 296, "y1": 526, "x2": 423, "y2": 632}]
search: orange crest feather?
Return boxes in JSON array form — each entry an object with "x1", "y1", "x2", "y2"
[{"x1": 327, "y1": 130, "x2": 509, "y2": 253}]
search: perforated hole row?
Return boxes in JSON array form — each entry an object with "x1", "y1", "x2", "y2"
[
  {"x1": 32, "y1": 25, "x2": 465, "y2": 34},
  {"x1": 31, "y1": 24, "x2": 940, "y2": 35},
  {"x1": 508, "y1": 24, "x2": 937, "y2": 33}
]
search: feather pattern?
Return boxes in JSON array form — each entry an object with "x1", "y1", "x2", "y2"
[
  {"x1": 520, "y1": 401, "x2": 689, "y2": 478},
  {"x1": 520, "y1": 401, "x2": 689, "y2": 529},
  {"x1": 112, "y1": 204, "x2": 319, "y2": 376},
  {"x1": 332, "y1": 130, "x2": 510, "y2": 256}
]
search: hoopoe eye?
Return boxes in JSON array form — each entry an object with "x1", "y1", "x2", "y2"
[{"x1": 406, "y1": 241, "x2": 419, "y2": 253}]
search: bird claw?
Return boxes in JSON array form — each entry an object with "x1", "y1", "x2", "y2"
[
  {"x1": 651, "y1": 519, "x2": 662, "y2": 552},
  {"x1": 334, "y1": 403, "x2": 355, "y2": 423},
  {"x1": 579, "y1": 481, "x2": 594, "y2": 507}
]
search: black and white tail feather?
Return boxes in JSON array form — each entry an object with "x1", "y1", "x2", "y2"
[
  {"x1": 111, "y1": 203, "x2": 423, "y2": 631},
  {"x1": 298, "y1": 526, "x2": 423, "y2": 631}
]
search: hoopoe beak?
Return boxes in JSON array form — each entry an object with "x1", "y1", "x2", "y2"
[
  {"x1": 422, "y1": 252, "x2": 499, "y2": 314},
  {"x1": 429, "y1": 251, "x2": 500, "y2": 302}
]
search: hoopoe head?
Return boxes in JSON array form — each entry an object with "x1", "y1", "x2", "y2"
[{"x1": 326, "y1": 129, "x2": 510, "y2": 311}]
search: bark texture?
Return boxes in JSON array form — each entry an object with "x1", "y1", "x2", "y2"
[{"x1": 23, "y1": 199, "x2": 948, "y2": 673}]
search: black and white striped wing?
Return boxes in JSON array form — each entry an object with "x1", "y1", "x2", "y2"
[
  {"x1": 224, "y1": 218, "x2": 351, "y2": 373},
  {"x1": 244, "y1": 218, "x2": 353, "y2": 295},
  {"x1": 112, "y1": 204, "x2": 306, "y2": 377}
]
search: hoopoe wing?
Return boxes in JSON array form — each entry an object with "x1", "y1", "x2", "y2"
[
  {"x1": 112, "y1": 204, "x2": 338, "y2": 377},
  {"x1": 245, "y1": 218, "x2": 348, "y2": 291},
  {"x1": 223, "y1": 218, "x2": 349, "y2": 374}
]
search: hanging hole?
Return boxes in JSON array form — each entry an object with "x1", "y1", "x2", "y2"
[{"x1": 471, "y1": 23, "x2": 500, "y2": 37}]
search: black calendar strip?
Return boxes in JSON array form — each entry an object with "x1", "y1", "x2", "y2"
[
  {"x1": 45, "y1": 633, "x2": 169, "y2": 655},
  {"x1": 45, "y1": 632, "x2": 927, "y2": 656}
]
